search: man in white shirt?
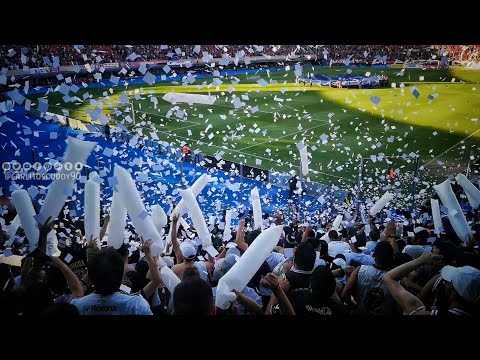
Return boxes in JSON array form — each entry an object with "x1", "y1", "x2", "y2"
[
  {"x1": 344, "y1": 235, "x2": 375, "y2": 266},
  {"x1": 71, "y1": 247, "x2": 152, "y2": 315},
  {"x1": 327, "y1": 230, "x2": 351, "y2": 258}
]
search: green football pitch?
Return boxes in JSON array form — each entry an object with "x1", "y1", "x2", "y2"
[{"x1": 28, "y1": 66, "x2": 480, "y2": 199}]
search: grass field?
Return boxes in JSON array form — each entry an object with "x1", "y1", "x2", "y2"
[{"x1": 27, "y1": 66, "x2": 480, "y2": 200}]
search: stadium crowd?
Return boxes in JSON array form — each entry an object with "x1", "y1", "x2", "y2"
[
  {"x1": 1, "y1": 174, "x2": 479, "y2": 316},
  {"x1": 436, "y1": 45, "x2": 480, "y2": 62},
  {"x1": 1, "y1": 44, "x2": 479, "y2": 316},
  {"x1": 3, "y1": 44, "x2": 479, "y2": 70}
]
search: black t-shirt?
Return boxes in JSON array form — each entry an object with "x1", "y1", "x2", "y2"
[
  {"x1": 60, "y1": 246, "x2": 88, "y2": 280},
  {"x1": 285, "y1": 271, "x2": 311, "y2": 294},
  {"x1": 289, "y1": 290, "x2": 349, "y2": 316}
]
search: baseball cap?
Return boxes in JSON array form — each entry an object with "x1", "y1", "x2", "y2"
[
  {"x1": 332, "y1": 257, "x2": 347, "y2": 269},
  {"x1": 402, "y1": 245, "x2": 424, "y2": 260},
  {"x1": 221, "y1": 254, "x2": 239, "y2": 274},
  {"x1": 184, "y1": 238, "x2": 199, "y2": 251},
  {"x1": 225, "y1": 246, "x2": 241, "y2": 258},
  {"x1": 162, "y1": 256, "x2": 174, "y2": 267},
  {"x1": 180, "y1": 242, "x2": 196, "y2": 260},
  {"x1": 350, "y1": 235, "x2": 366, "y2": 251},
  {"x1": 440, "y1": 265, "x2": 480, "y2": 304},
  {"x1": 213, "y1": 254, "x2": 239, "y2": 282}
]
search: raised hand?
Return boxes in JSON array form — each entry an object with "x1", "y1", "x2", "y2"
[
  {"x1": 172, "y1": 213, "x2": 180, "y2": 224},
  {"x1": 419, "y1": 252, "x2": 443, "y2": 266},
  {"x1": 466, "y1": 234, "x2": 476, "y2": 249},
  {"x1": 39, "y1": 216, "x2": 53, "y2": 239},
  {"x1": 282, "y1": 260, "x2": 293, "y2": 274},
  {"x1": 260, "y1": 273, "x2": 279, "y2": 290},
  {"x1": 140, "y1": 237, "x2": 153, "y2": 258},
  {"x1": 278, "y1": 276, "x2": 291, "y2": 293},
  {"x1": 86, "y1": 234, "x2": 99, "y2": 248},
  {"x1": 386, "y1": 221, "x2": 396, "y2": 237}
]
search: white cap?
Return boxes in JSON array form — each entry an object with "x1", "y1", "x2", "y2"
[
  {"x1": 150, "y1": 242, "x2": 164, "y2": 258},
  {"x1": 333, "y1": 258, "x2": 347, "y2": 269},
  {"x1": 402, "y1": 245, "x2": 424, "y2": 260},
  {"x1": 161, "y1": 256, "x2": 174, "y2": 267},
  {"x1": 440, "y1": 266, "x2": 480, "y2": 304},
  {"x1": 180, "y1": 242, "x2": 196, "y2": 259}
]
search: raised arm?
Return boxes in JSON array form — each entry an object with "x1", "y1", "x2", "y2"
[
  {"x1": 380, "y1": 221, "x2": 396, "y2": 242},
  {"x1": 37, "y1": 216, "x2": 53, "y2": 253},
  {"x1": 262, "y1": 273, "x2": 295, "y2": 315},
  {"x1": 301, "y1": 226, "x2": 312, "y2": 243},
  {"x1": 235, "y1": 219, "x2": 248, "y2": 252},
  {"x1": 383, "y1": 252, "x2": 443, "y2": 315},
  {"x1": 51, "y1": 256, "x2": 84, "y2": 299},
  {"x1": 233, "y1": 290, "x2": 264, "y2": 315},
  {"x1": 20, "y1": 256, "x2": 34, "y2": 286},
  {"x1": 418, "y1": 273, "x2": 441, "y2": 306},
  {"x1": 85, "y1": 235, "x2": 101, "y2": 263},
  {"x1": 99, "y1": 214, "x2": 110, "y2": 241},
  {"x1": 388, "y1": 237, "x2": 400, "y2": 254},
  {"x1": 28, "y1": 217, "x2": 53, "y2": 284},
  {"x1": 368, "y1": 215, "x2": 378, "y2": 230},
  {"x1": 170, "y1": 214, "x2": 183, "y2": 264},
  {"x1": 141, "y1": 239, "x2": 162, "y2": 299},
  {"x1": 216, "y1": 245, "x2": 227, "y2": 260},
  {"x1": 341, "y1": 266, "x2": 359, "y2": 305}
]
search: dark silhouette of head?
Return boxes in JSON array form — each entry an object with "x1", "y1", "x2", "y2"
[
  {"x1": 328, "y1": 230, "x2": 339, "y2": 241},
  {"x1": 294, "y1": 243, "x2": 316, "y2": 272},
  {"x1": 173, "y1": 277, "x2": 214, "y2": 315},
  {"x1": 88, "y1": 247, "x2": 124, "y2": 295},
  {"x1": 373, "y1": 241, "x2": 394, "y2": 269}
]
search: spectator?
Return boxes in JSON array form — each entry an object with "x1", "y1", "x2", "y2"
[
  {"x1": 70, "y1": 247, "x2": 153, "y2": 315},
  {"x1": 342, "y1": 241, "x2": 397, "y2": 315},
  {"x1": 288, "y1": 265, "x2": 349, "y2": 315},
  {"x1": 173, "y1": 277, "x2": 214, "y2": 315},
  {"x1": 384, "y1": 252, "x2": 480, "y2": 315}
]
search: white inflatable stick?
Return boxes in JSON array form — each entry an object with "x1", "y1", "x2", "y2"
[
  {"x1": 11, "y1": 190, "x2": 39, "y2": 249},
  {"x1": 40, "y1": 137, "x2": 96, "y2": 221},
  {"x1": 370, "y1": 192, "x2": 394, "y2": 216},
  {"x1": 430, "y1": 199, "x2": 442, "y2": 234},
  {"x1": 215, "y1": 225, "x2": 283, "y2": 309},
  {"x1": 171, "y1": 174, "x2": 210, "y2": 217},
  {"x1": 115, "y1": 164, "x2": 163, "y2": 253},
  {"x1": 160, "y1": 266, "x2": 181, "y2": 294},
  {"x1": 456, "y1": 174, "x2": 480, "y2": 209},
  {"x1": 251, "y1": 187, "x2": 262, "y2": 230},
  {"x1": 178, "y1": 188, "x2": 211, "y2": 247},
  {"x1": 434, "y1": 179, "x2": 472, "y2": 243},
  {"x1": 107, "y1": 190, "x2": 127, "y2": 249},
  {"x1": 84, "y1": 176, "x2": 100, "y2": 248}
]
